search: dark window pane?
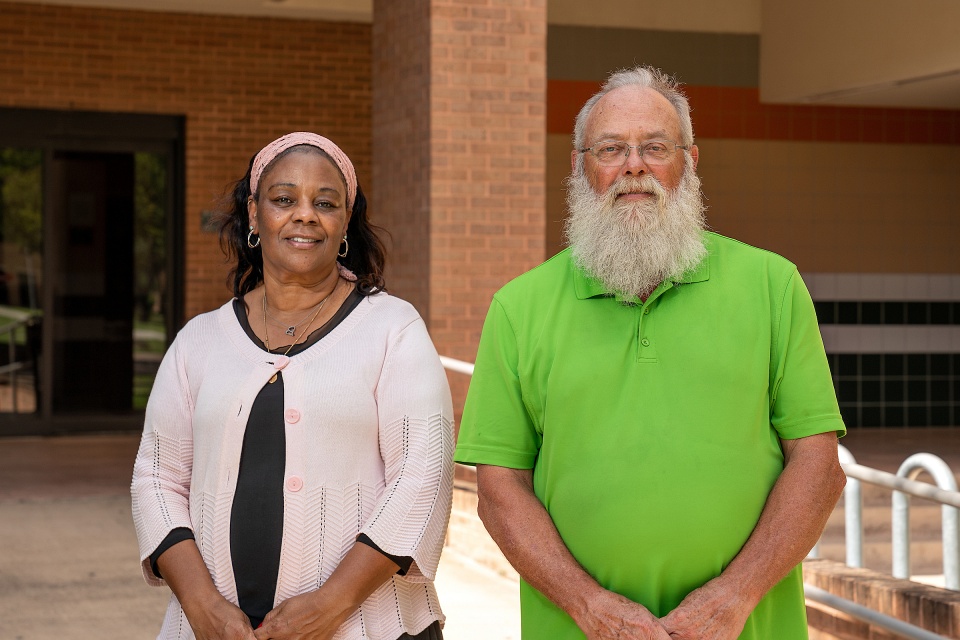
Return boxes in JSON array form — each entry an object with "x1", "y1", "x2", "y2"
[
  {"x1": 930, "y1": 405, "x2": 950, "y2": 426},
  {"x1": 839, "y1": 404, "x2": 859, "y2": 428},
  {"x1": 861, "y1": 406, "x2": 882, "y2": 427},
  {"x1": 930, "y1": 302, "x2": 950, "y2": 325},
  {"x1": 907, "y1": 405, "x2": 928, "y2": 427},
  {"x1": 814, "y1": 301, "x2": 836, "y2": 324},
  {"x1": 839, "y1": 380, "x2": 859, "y2": 402},
  {"x1": 953, "y1": 302, "x2": 960, "y2": 325},
  {"x1": 838, "y1": 302, "x2": 859, "y2": 324},
  {"x1": 930, "y1": 354, "x2": 950, "y2": 376},
  {"x1": 907, "y1": 354, "x2": 928, "y2": 376},
  {"x1": 861, "y1": 380, "x2": 881, "y2": 402},
  {"x1": 862, "y1": 354, "x2": 881, "y2": 375},
  {"x1": 884, "y1": 405, "x2": 905, "y2": 427},
  {"x1": 931, "y1": 380, "x2": 949, "y2": 402},
  {"x1": 839, "y1": 354, "x2": 858, "y2": 376},
  {"x1": 885, "y1": 380, "x2": 905, "y2": 402},
  {"x1": 884, "y1": 354, "x2": 905, "y2": 376},
  {"x1": 907, "y1": 380, "x2": 927, "y2": 402},
  {"x1": 906, "y1": 302, "x2": 929, "y2": 324},
  {"x1": 860, "y1": 302, "x2": 882, "y2": 324},
  {"x1": 884, "y1": 302, "x2": 905, "y2": 324},
  {"x1": 825, "y1": 353, "x2": 839, "y2": 376}
]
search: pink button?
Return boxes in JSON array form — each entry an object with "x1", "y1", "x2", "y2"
[
  {"x1": 286, "y1": 476, "x2": 303, "y2": 492},
  {"x1": 272, "y1": 355, "x2": 290, "y2": 370},
  {"x1": 285, "y1": 409, "x2": 300, "y2": 424}
]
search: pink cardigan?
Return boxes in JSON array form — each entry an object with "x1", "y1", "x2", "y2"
[{"x1": 131, "y1": 293, "x2": 454, "y2": 639}]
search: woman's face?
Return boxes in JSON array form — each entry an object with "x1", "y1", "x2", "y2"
[{"x1": 248, "y1": 149, "x2": 351, "y2": 285}]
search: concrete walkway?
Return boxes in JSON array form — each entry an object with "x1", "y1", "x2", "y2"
[
  {"x1": 2, "y1": 428, "x2": 958, "y2": 639},
  {"x1": 0, "y1": 434, "x2": 520, "y2": 640}
]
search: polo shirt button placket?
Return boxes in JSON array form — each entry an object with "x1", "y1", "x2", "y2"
[{"x1": 637, "y1": 304, "x2": 657, "y2": 362}]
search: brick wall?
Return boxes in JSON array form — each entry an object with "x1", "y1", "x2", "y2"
[
  {"x1": 428, "y1": 0, "x2": 546, "y2": 365},
  {"x1": 0, "y1": 1, "x2": 372, "y2": 321},
  {"x1": 371, "y1": 0, "x2": 432, "y2": 316},
  {"x1": 374, "y1": 0, "x2": 546, "y2": 418}
]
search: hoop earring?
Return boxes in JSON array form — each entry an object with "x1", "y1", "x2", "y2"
[
  {"x1": 338, "y1": 235, "x2": 349, "y2": 258},
  {"x1": 247, "y1": 227, "x2": 260, "y2": 249}
]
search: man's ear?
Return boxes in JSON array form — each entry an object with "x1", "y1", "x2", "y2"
[
  {"x1": 570, "y1": 149, "x2": 579, "y2": 174},
  {"x1": 689, "y1": 144, "x2": 699, "y2": 170}
]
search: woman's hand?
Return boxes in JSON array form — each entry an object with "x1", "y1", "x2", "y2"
[
  {"x1": 253, "y1": 541, "x2": 400, "y2": 639},
  {"x1": 186, "y1": 594, "x2": 257, "y2": 640},
  {"x1": 253, "y1": 591, "x2": 346, "y2": 640},
  {"x1": 154, "y1": 540, "x2": 256, "y2": 640}
]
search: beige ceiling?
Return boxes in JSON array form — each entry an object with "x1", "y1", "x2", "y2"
[
  {"x1": 9, "y1": 0, "x2": 960, "y2": 109},
  {"x1": 761, "y1": 0, "x2": 960, "y2": 109}
]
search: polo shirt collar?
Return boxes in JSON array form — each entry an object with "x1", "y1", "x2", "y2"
[{"x1": 572, "y1": 245, "x2": 711, "y2": 303}]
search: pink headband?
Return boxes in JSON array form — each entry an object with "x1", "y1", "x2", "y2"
[{"x1": 249, "y1": 132, "x2": 358, "y2": 211}]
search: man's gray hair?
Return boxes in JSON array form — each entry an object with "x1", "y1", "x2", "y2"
[{"x1": 573, "y1": 66, "x2": 695, "y2": 165}]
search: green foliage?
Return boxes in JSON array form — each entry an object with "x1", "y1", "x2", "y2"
[
  {"x1": 134, "y1": 153, "x2": 167, "y2": 322},
  {"x1": 0, "y1": 149, "x2": 43, "y2": 253}
]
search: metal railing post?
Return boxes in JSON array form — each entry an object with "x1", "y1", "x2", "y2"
[
  {"x1": 837, "y1": 445, "x2": 863, "y2": 568},
  {"x1": 892, "y1": 453, "x2": 960, "y2": 589},
  {"x1": 7, "y1": 323, "x2": 16, "y2": 413}
]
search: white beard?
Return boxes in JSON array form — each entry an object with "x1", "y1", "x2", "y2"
[{"x1": 563, "y1": 164, "x2": 708, "y2": 299}]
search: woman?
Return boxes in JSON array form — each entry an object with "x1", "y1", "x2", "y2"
[{"x1": 132, "y1": 132, "x2": 454, "y2": 640}]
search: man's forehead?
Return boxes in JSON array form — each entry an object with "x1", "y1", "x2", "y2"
[{"x1": 585, "y1": 86, "x2": 681, "y2": 139}]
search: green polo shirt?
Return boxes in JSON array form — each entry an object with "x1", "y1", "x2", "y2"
[{"x1": 454, "y1": 232, "x2": 845, "y2": 640}]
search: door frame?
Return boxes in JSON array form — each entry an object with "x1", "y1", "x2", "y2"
[{"x1": 0, "y1": 107, "x2": 185, "y2": 435}]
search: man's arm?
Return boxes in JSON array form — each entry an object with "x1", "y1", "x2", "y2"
[
  {"x1": 660, "y1": 431, "x2": 846, "y2": 640},
  {"x1": 476, "y1": 464, "x2": 671, "y2": 640}
]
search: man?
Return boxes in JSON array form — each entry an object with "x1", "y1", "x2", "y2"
[{"x1": 453, "y1": 66, "x2": 847, "y2": 640}]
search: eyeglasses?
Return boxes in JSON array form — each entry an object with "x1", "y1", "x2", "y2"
[{"x1": 578, "y1": 140, "x2": 690, "y2": 166}]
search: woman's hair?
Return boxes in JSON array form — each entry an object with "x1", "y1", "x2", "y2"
[{"x1": 217, "y1": 146, "x2": 387, "y2": 298}]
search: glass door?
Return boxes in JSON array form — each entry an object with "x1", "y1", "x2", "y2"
[
  {"x1": 0, "y1": 149, "x2": 43, "y2": 414},
  {"x1": 0, "y1": 147, "x2": 171, "y2": 418}
]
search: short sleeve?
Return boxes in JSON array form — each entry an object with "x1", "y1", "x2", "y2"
[
  {"x1": 454, "y1": 297, "x2": 541, "y2": 469},
  {"x1": 770, "y1": 271, "x2": 846, "y2": 440}
]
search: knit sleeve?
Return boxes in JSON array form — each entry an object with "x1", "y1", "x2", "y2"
[
  {"x1": 130, "y1": 333, "x2": 196, "y2": 587},
  {"x1": 361, "y1": 317, "x2": 454, "y2": 582}
]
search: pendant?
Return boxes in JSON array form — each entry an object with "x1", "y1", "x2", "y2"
[
  {"x1": 269, "y1": 373, "x2": 278, "y2": 384},
  {"x1": 285, "y1": 326, "x2": 296, "y2": 336}
]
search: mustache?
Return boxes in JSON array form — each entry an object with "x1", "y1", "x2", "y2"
[{"x1": 605, "y1": 175, "x2": 667, "y2": 204}]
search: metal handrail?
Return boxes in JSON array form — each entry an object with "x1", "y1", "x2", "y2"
[
  {"x1": 826, "y1": 446, "x2": 960, "y2": 590},
  {"x1": 892, "y1": 454, "x2": 959, "y2": 589},
  {"x1": 837, "y1": 445, "x2": 864, "y2": 567},
  {"x1": 804, "y1": 585, "x2": 951, "y2": 640},
  {"x1": 439, "y1": 355, "x2": 475, "y2": 376}
]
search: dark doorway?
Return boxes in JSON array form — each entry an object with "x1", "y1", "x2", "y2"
[
  {"x1": 48, "y1": 152, "x2": 135, "y2": 413},
  {"x1": 0, "y1": 108, "x2": 183, "y2": 434}
]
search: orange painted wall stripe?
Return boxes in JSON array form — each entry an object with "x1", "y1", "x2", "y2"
[{"x1": 548, "y1": 79, "x2": 960, "y2": 145}]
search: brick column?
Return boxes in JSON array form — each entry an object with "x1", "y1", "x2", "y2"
[{"x1": 373, "y1": 0, "x2": 546, "y2": 419}]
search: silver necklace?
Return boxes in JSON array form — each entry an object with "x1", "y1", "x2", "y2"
[{"x1": 263, "y1": 296, "x2": 326, "y2": 336}]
